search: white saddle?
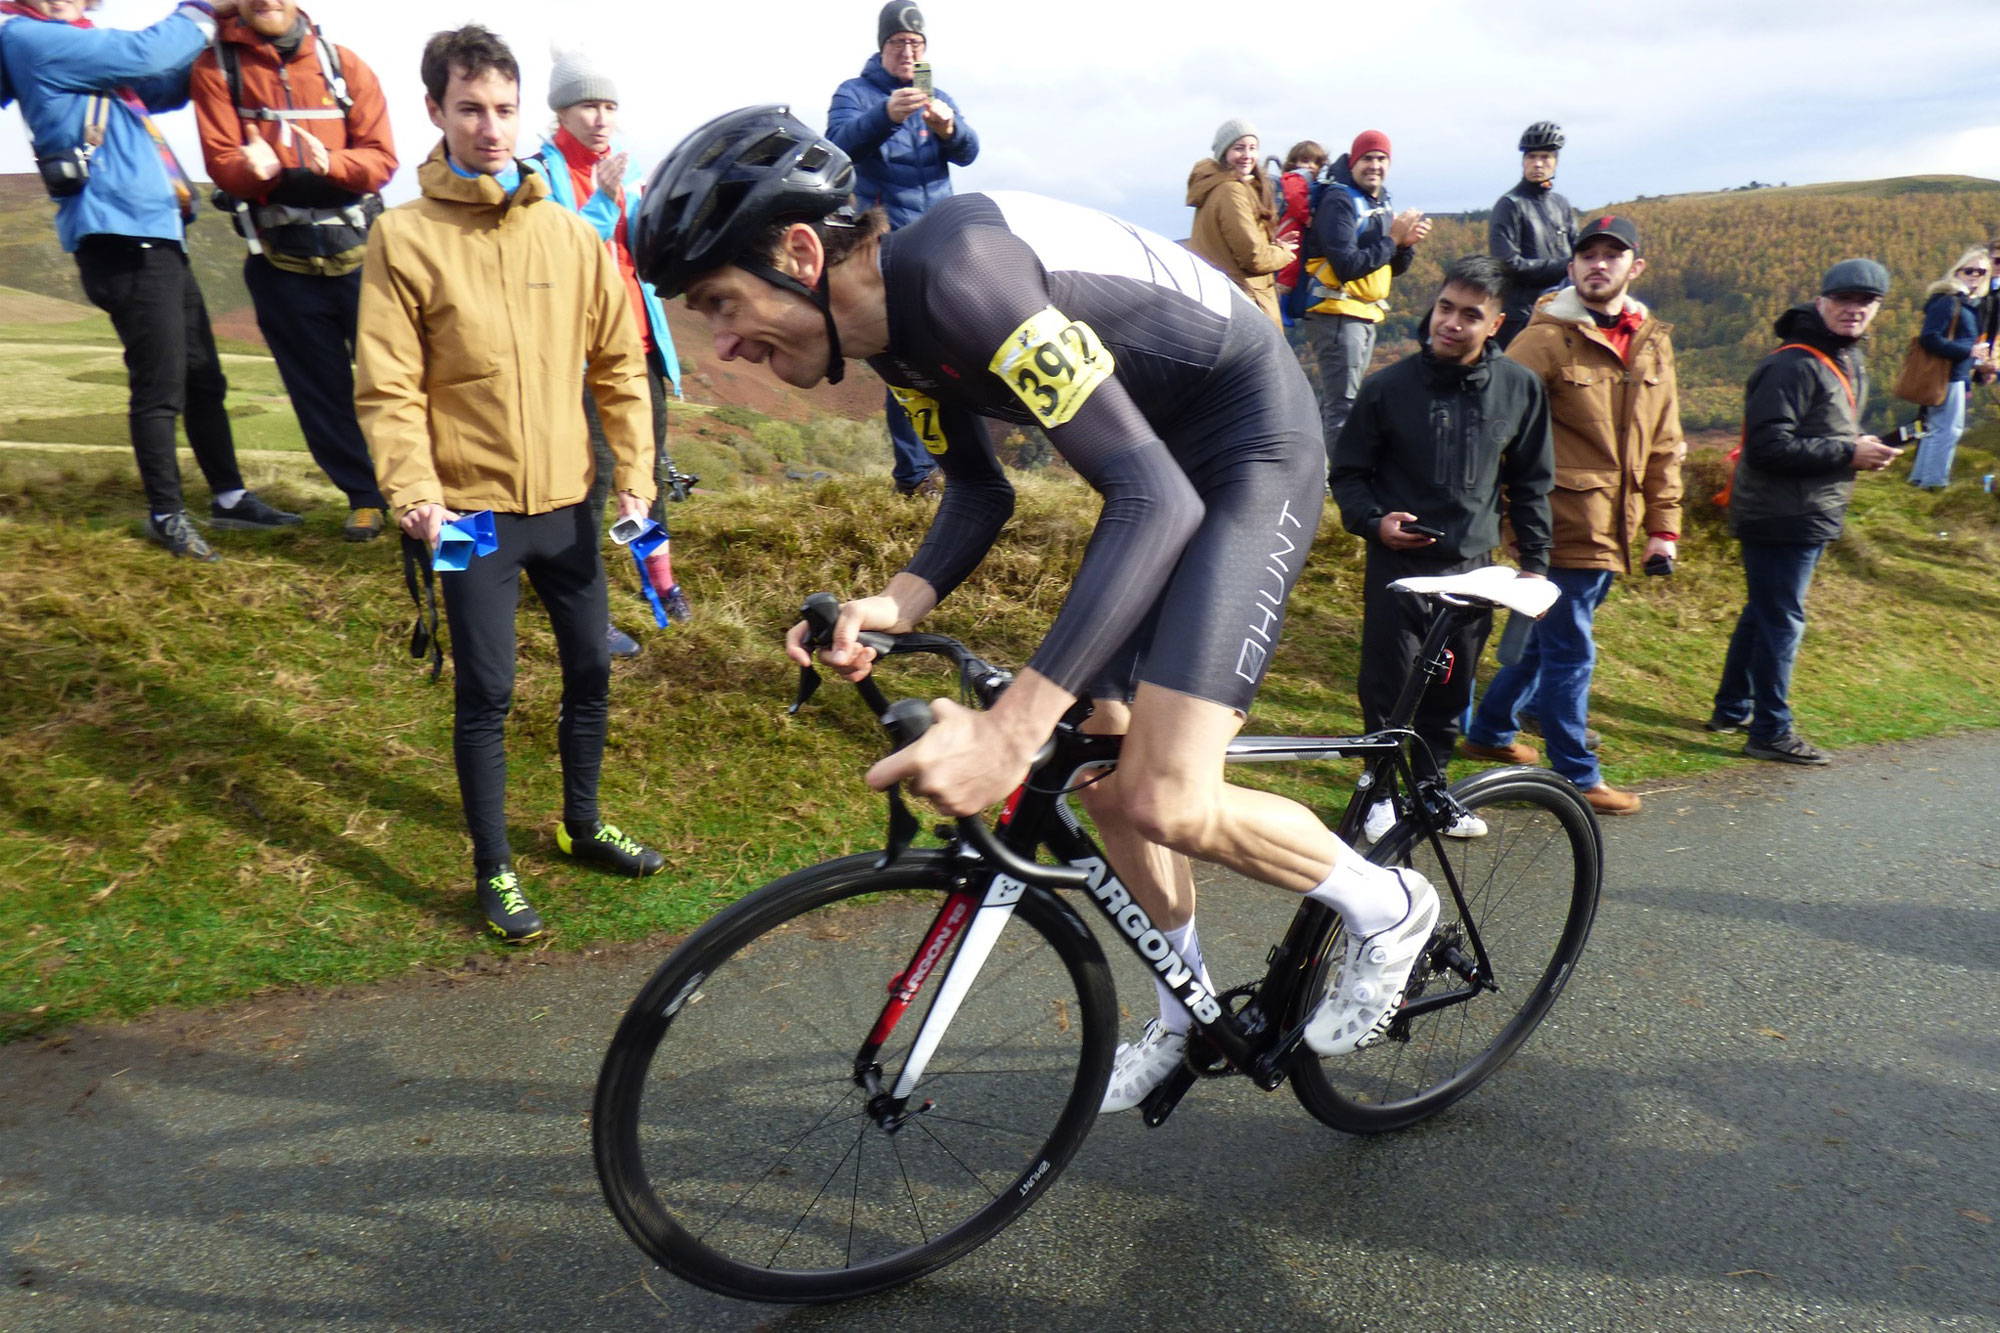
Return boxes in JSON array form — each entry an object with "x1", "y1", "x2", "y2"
[{"x1": 1387, "y1": 565, "x2": 1561, "y2": 618}]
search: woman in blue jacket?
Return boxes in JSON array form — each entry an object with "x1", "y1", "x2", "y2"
[{"x1": 1910, "y1": 247, "x2": 1991, "y2": 490}]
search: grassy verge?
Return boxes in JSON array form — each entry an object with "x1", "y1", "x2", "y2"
[{"x1": 4, "y1": 414, "x2": 1999, "y2": 1041}]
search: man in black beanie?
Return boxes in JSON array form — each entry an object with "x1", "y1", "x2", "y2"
[{"x1": 827, "y1": 1, "x2": 980, "y2": 497}]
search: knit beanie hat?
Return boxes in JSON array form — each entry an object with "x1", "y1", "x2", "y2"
[
  {"x1": 1211, "y1": 118, "x2": 1259, "y2": 162},
  {"x1": 1351, "y1": 129, "x2": 1391, "y2": 161},
  {"x1": 878, "y1": 1, "x2": 925, "y2": 46},
  {"x1": 548, "y1": 45, "x2": 618, "y2": 111}
]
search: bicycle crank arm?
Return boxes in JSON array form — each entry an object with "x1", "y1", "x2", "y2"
[{"x1": 1139, "y1": 1062, "x2": 1199, "y2": 1127}]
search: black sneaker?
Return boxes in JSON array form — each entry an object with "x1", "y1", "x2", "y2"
[
  {"x1": 556, "y1": 822, "x2": 666, "y2": 877},
  {"x1": 1704, "y1": 712, "x2": 1750, "y2": 734},
  {"x1": 210, "y1": 491, "x2": 303, "y2": 530},
  {"x1": 1743, "y1": 732, "x2": 1831, "y2": 765},
  {"x1": 146, "y1": 510, "x2": 220, "y2": 561},
  {"x1": 477, "y1": 866, "x2": 544, "y2": 942}
]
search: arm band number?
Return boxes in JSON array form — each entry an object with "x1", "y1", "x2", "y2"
[
  {"x1": 889, "y1": 386, "x2": 950, "y2": 455},
  {"x1": 989, "y1": 308, "x2": 1115, "y2": 428}
]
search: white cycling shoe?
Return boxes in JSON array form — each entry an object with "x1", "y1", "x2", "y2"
[
  {"x1": 1099, "y1": 1019, "x2": 1187, "y2": 1113},
  {"x1": 1364, "y1": 800, "x2": 1486, "y2": 840},
  {"x1": 1305, "y1": 870, "x2": 1442, "y2": 1055}
]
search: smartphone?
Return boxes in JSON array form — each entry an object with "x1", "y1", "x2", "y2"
[
  {"x1": 912, "y1": 62, "x2": 932, "y2": 97},
  {"x1": 1884, "y1": 421, "x2": 1921, "y2": 447},
  {"x1": 1404, "y1": 520, "x2": 1445, "y2": 540}
]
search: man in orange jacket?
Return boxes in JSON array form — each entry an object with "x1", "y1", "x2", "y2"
[{"x1": 191, "y1": 0, "x2": 396, "y2": 540}]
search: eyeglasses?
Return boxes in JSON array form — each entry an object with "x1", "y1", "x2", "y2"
[
  {"x1": 884, "y1": 36, "x2": 926, "y2": 50},
  {"x1": 1959, "y1": 266, "x2": 1990, "y2": 277}
]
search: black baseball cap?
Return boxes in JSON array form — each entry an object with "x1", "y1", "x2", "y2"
[{"x1": 1574, "y1": 215, "x2": 1639, "y2": 254}]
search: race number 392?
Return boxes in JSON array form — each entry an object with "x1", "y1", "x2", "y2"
[{"x1": 989, "y1": 308, "x2": 1115, "y2": 428}]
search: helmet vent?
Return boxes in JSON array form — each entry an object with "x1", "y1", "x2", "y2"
[{"x1": 739, "y1": 133, "x2": 793, "y2": 168}]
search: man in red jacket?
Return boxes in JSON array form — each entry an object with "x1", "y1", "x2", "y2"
[{"x1": 192, "y1": 0, "x2": 397, "y2": 540}]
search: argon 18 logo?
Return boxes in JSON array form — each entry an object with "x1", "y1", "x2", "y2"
[{"x1": 1073, "y1": 858, "x2": 1221, "y2": 1024}]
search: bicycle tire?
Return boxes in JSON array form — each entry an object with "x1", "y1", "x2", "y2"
[
  {"x1": 1289, "y1": 767, "x2": 1601, "y2": 1134},
  {"x1": 593, "y1": 850, "x2": 1117, "y2": 1303}
]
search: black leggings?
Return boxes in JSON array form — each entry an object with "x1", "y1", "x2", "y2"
[{"x1": 439, "y1": 504, "x2": 611, "y2": 868}]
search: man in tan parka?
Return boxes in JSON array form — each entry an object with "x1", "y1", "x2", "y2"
[
  {"x1": 355, "y1": 23, "x2": 666, "y2": 942},
  {"x1": 1462, "y1": 214, "x2": 1684, "y2": 817}
]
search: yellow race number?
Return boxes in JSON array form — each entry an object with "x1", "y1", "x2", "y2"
[
  {"x1": 888, "y1": 385, "x2": 950, "y2": 455},
  {"x1": 988, "y1": 308, "x2": 1115, "y2": 428}
]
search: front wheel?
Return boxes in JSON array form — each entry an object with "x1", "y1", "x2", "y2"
[
  {"x1": 593, "y1": 851, "x2": 1116, "y2": 1303},
  {"x1": 1289, "y1": 767, "x2": 1602, "y2": 1133}
]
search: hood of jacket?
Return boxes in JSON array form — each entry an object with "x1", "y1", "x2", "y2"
[
  {"x1": 1534, "y1": 285, "x2": 1651, "y2": 327},
  {"x1": 1924, "y1": 276, "x2": 1975, "y2": 301},
  {"x1": 1771, "y1": 302, "x2": 1859, "y2": 354},
  {"x1": 417, "y1": 144, "x2": 548, "y2": 211},
  {"x1": 859, "y1": 51, "x2": 905, "y2": 92},
  {"x1": 1187, "y1": 157, "x2": 1249, "y2": 208},
  {"x1": 1417, "y1": 341, "x2": 1498, "y2": 391}
]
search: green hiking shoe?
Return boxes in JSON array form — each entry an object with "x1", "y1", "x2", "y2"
[
  {"x1": 477, "y1": 867, "x2": 544, "y2": 942},
  {"x1": 556, "y1": 822, "x2": 666, "y2": 877}
]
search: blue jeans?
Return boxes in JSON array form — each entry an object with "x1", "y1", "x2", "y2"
[
  {"x1": 886, "y1": 388, "x2": 937, "y2": 488},
  {"x1": 1910, "y1": 379, "x2": 1966, "y2": 487},
  {"x1": 1468, "y1": 568, "x2": 1614, "y2": 789},
  {"x1": 1712, "y1": 542, "x2": 1825, "y2": 744}
]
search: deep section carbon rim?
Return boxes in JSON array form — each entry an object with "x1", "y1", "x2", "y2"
[
  {"x1": 1290, "y1": 768, "x2": 1601, "y2": 1133},
  {"x1": 593, "y1": 852, "x2": 1114, "y2": 1302}
]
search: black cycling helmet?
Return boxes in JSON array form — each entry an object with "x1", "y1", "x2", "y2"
[
  {"x1": 1518, "y1": 121, "x2": 1565, "y2": 153},
  {"x1": 631, "y1": 105, "x2": 858, "y2": 381}
]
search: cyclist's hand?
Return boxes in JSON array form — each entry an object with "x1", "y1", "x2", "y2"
[
  {"x1": 866, "y1": 698, "x2": 1029, "y2": 815},
  {"x1": 785, "y1": 595, "x2": 901, "y2": 680},
  {"x1": 1378, "y1": 512, "x2": 1435, "y2": 551}
]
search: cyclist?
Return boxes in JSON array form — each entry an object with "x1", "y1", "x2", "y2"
[{"x1": 632, "y1": 106, "x2": 1440, "y2": 1110}]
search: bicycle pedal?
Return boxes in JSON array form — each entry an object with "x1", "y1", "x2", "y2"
[{"x1": 1138, "y1": 1062, "x2": 1198, "y2": 1127}]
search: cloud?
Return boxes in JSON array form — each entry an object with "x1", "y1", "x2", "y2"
[{"x1": 2, "y1": 0, "x2": 1995, "y2": 245}]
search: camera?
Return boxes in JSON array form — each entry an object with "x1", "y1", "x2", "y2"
[
  {"x1": 1643, "y1": 552, "x2": 1674, "y2": 577},
  {"x1": 35, "y1": 148, "x2": 91, "y2": 200}
]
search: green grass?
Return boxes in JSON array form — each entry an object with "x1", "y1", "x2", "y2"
[{"x1": 4, "y1": 336, "x2": 2000, "y2": 1041}]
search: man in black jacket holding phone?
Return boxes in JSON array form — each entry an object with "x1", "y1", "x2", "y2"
[{"x1": 1331, "y1": 255, "x2": 1553, "y2": 839}]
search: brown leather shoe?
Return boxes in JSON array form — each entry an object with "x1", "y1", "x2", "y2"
[
  {"x1": 1580, "y1": 783, "x2": 1641, "y2": 815},
  {"x1": 1460, "y1": 739, "x2": 1539, "y2": 765}
]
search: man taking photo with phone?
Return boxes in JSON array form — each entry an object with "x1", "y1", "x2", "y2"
[{"x1": 827, "y1": 1, "x2": 979, "y2": 498}]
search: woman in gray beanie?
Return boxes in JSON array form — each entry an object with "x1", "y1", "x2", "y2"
[{"x1": 1185, "y1": 119, "x2": 1294, "y2": 325}]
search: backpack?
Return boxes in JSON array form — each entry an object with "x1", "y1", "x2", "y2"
[{"x1": 211, "y1": 23, "x2": 381, "y2": 276}]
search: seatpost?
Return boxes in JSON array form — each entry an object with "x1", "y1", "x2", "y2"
[{"x1": 1380, "y1": 600, "x2": 1484, "y2": 733}]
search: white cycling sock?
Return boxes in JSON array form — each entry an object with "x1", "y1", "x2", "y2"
[
  {"x1": 1305, "y1": 853, "x2": 1408, "y2": 937},
  {"x1": 213, "y1": 489, "x2": 246, "y2": 509},
  {"x1": 1152, "y1": 919, "x2": 1213, "y2": 1034}
]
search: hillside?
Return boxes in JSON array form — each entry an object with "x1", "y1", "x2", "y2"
[{"x1": 1391, "y1": 174, "x2": 2000, "y2": 431}]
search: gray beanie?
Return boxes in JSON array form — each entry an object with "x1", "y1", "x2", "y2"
[
  {"x1": 878, "y1": 1, "x2": 925, "y2": 46},
  {"x1": 1212, "y1": 117, "x2": 1259, "y2": 162},
  {"x1": 1820, "y1": 257, "x2": 1891, "y2": 298},
  {"x1": 548, "y1": 45, "x2": 618, "y2": 111}
]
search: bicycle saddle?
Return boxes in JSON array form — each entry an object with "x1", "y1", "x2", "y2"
[{"x1": 1388, "y1": 565, "x2": 1561, "y2": 617}]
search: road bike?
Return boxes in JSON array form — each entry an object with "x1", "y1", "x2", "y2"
[{"x1": 593, "y1": 567, "x2": 1602, "y2": 1303}]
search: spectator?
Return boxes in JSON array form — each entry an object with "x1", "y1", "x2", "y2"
[
  {"x1": 1274, "y1": 139, "x2": 1325, "y2": 304},
  {"x1": 1302, "y1": 130, "x2": 1430, "y2": 469},
  {"x1": 1184, "y1": 118, "x2": 1294, "y2": 326},
  {"x1": 1907, "y1": 245, "x2": 1991, "y2": 490},
  {"x1": 1488, "y1": 120, "x2": 1575, "y2": 351},
  {"x1": 826, "y1": 0, "x2": 978, "y2": 498},
  {"x1": 0, "y1": 0, "x2": 299, "y2": 561},
  {"x1": 191, "y1": 0, "x2": 396, "y2": 542},
  {"x1": 355, "y1": 24, "x2": 665, "y2": 942},
  {"x1": 1462, "y1": 216, "x2": 1681, "y2": 816},
  {"x1": 1329, "y1": 255, "x2": 1553, "y2": 840},
  {"x1": 1708, "y1": 259, "x2": 1907, "y2": 765},
  {"x1": 525, "y1": 44, "x2": 691, "y2": 658}
]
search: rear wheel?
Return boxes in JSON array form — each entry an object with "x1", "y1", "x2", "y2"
[
  {"x1": 1290, "y1": 768, "x2": 1601, "y2": 1133},
  {"x1": 593, "y1": 851, "x2": 1116, "y2": 1303}
]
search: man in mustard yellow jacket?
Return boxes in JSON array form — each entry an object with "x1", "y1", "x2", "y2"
[
  {"x1": 355, "y1": 24, "x2": 664, "y2": 942},
  {"x1": 1463, "y1": 215, "x2": 1684, "y2": 817}
]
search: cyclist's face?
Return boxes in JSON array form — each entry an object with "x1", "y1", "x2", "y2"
[
  {"x1": 1522, "y1": 150, "x2": 1557, "y2": 184},
  {"x1": 687, "y1": 257, "x2": 830, "y2": 389}
]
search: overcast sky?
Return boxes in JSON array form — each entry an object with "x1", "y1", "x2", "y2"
[{"x1": 4, "y1": 0, "x2": 1999, "y2": 240}]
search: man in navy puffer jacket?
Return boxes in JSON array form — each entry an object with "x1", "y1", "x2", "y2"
[{"x1": 827, "y1": 1, "x2": 979, "y2": 494}]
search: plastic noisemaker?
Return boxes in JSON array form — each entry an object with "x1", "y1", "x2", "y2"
[{"x1": 433, "y1": 509, "x2": 499, "y2": 571}]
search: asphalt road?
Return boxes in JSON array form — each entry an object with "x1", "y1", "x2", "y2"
[{"x1": 3, "y1": 734, "x2": 1996, "y2": 1332}]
